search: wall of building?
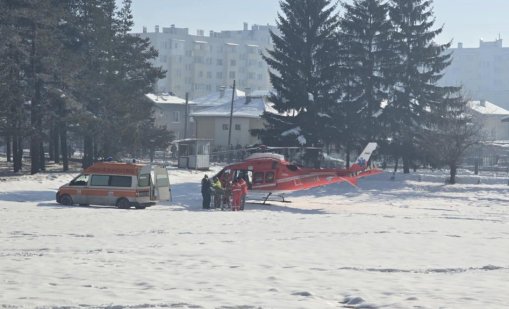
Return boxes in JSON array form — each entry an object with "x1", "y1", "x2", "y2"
[
  {"x1": 136, "y1": 24, "x2": 275, "y2": 99},
  {"x1": 154, "y1": 104, "x2": 193, "y2": 140},
  {"x1": 442, "y1": 39, "x2": 509, "y2": 109},
  {"x1": 195, "y1": 116, "x2": 263, "y2": 148}
]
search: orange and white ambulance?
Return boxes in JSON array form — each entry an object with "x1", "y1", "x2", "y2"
[{"x1": 56, "y1": 162, "x2": 171, "y2": 209}]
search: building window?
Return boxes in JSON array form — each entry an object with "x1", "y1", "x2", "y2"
[
  {"x1": 222, "y1": 124, "x2": 228, "y2": 130},
  {"x1": 230, "y1": 59, "x2": 236, "y2": 66},
  {"x1": 216, "y1": 72, "x2": 223, "y2": 79},
  {"x1": 217, "y1": 59, "x2": 223, "y2": 66},
  {"x1": 229, "y1": 71, "x2": 236, "y2": 79},
  {"x1": 173, "y1": 111, "x2": 180, "y2": 123},
  {"x1": 235, "y1": 124, "x2": 241, "y2": 130}
]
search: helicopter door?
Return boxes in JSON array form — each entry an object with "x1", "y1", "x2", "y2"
[{"x1": 252, "y1": 170, "x2": 277, "y2": 190}]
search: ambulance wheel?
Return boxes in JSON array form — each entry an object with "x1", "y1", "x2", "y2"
[
  {"x1": 116, "y1": 198, "x2": 131, "y2": 209},
  {"x1": 60, "y1": 194, "x2": 73, "y2": 206}
]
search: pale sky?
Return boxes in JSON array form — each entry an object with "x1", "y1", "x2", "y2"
[{"x1": 118, "y1": 0, "x2": 509, "y2": 48}]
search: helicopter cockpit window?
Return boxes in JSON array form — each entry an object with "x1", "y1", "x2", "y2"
[
  {"x1": 253, "y1": 172, "x2": 264, "y2": 185},
  {"x1": 265, "y1": 171, "x2": 275, "y2": 183},
  {"x1": 287, "y1": 164, "x2": 299, "y2": 172}
]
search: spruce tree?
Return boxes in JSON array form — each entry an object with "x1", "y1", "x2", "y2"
[
  {"x1": 337, "y1": 0, "x2": 395, "y2": 166},
  {"x1": 256, "y1": 0, "x2": 341, "y2": 148},
  {"x1": 386, "y1": 0, "x2": 455, "y2": 173}
]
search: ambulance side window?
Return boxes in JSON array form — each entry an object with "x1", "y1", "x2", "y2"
[
  {"x1": 110, "y1": 176, "x2": 132, "y2": 187},
  {"x1": 138, "y1": 174, "x2": 150, "y2": 187},
  {"x1": 90, "y1": 175, "x2": 110, "y2": 186}
]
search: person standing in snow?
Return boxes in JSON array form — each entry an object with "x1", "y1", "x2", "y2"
[
  {"x1": 201, "y1": 175, "x2": 211, "y2": 209},
  {"x1": 221, "y1": 177, "x2": 232, "y2": 210},
  {"x1": 231, "y1": 178, "x2": 242, "y2": 211},
  {"x1": 211, "y1": 176, "x2": 223, "y2": 209},
  {"x1": 237, "y1": 176, "x2": 248, "y2": 210}
]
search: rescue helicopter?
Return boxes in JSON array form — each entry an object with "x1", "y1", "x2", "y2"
[{"x1": 214, "y1": 142, "x2": 381, "y2": 203}]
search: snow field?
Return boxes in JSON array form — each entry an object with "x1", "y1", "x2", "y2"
[{"x1": 0, "y1": 168, "x2": 508, "y2": 308}]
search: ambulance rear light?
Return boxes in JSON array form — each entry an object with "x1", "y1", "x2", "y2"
[{"x1": 136, "y1": 190, "x2": 149, "y2": 197}]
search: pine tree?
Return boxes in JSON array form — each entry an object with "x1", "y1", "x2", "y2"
[
  {"x1": 0, "y1": 0, "x2": 69, "y2": 173},
  {"x1": 337, "y1": 0, "x2": 395, "y2": 166},
  {"x1": 0, "y1": 0, "x2": 30, "y2": 172},
  {"x1": 256, "y1": 0, "x2": 341, "y2": 148},
  {"x1": 385, "y1": 0, "x2": 455, "y2": 173}
]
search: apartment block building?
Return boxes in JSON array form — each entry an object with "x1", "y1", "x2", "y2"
[
  {"x1": 441, "y1": 39, "x2": 509, "y2": 109},
  {"x1": 136, "y1": 23, "x2": 275, "y2": 99}
]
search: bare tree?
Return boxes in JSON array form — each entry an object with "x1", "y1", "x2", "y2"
[{"x1": 419, "y1": 100, "x2": 482, "y2": 184}]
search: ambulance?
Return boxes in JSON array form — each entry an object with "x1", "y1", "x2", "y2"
[{"x1": 56, "y1": 162, "x2": 171, "y2": 209}]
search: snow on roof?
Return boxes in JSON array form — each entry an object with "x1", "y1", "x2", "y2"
[
  {"x1": 467, "y1": 100, "x2": 509, "y2": 115},
  {"x1": 249, "y1": 89, "x2": 271, "y2": 97},
  {"x1": 191, "y1": 96, "x2": 277, "y2": 119},
  {"x1": 192, "y1": 88, "x2": 246, "y2": 107},
  {"x1": 245, "y1": 152, "x2": 285, "y2": 161},
  {"x1": 146, "y1": 93, "x2": 193, "y2": 105}
]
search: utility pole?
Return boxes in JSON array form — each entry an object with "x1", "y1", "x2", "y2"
[
  {"x1": 184, "y1": 92, "x2": 189, "y2": 139},
  {"x1": 227, "y1": 80, "x2": 236, "y2": 162}
]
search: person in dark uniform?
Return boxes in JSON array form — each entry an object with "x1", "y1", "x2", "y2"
[{"x1": 201, "y1": 175, "x2": 211, "y2": 209}]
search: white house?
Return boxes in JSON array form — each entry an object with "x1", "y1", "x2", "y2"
[
  {"x1": 146, "y1": 93, "x2": 195, "y2": 140},
  {"x1": 190, "y1": 92, "x2": 276, "y2": 148},
  {"x1": 467, "y1": 100, "x2": 509, "y2": 141}
]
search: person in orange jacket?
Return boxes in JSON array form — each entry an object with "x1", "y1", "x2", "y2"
[
  {"x1": 231, "y1": 178, "x2": 242, "y2": 211},
  {"x1": 237, "y1": 176, "x2": 248, "y2": 210}
]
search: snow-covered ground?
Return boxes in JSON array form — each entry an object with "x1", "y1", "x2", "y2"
[{"x1": 1, "y1": 165, "x2": 508, "y2": 308}]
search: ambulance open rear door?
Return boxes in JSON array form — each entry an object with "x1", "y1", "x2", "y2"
[{"x1": 150, "y1": 166, "x2": 171, "y2": 202}]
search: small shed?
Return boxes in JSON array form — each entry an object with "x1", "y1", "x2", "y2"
[{"x1": 174, "y1": 138, "x2": 212, "y2": 170}]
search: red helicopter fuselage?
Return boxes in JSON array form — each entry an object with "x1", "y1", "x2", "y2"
[{"x1": 215, "y1": 143, "x2": 381, "y2": 195}]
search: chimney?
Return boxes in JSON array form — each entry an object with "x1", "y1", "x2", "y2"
[
  {"x1": 143, "y1": 26, "x2": 147, "y2": 33},
  {"x1": 155, "y1": 25, "x2": 159, "y2": 33},
  {"x1": 219, "y1": 86, "x2": 226, "y2": 98},
  {"x1": 243, "y1": 22, "x2": 248, "y2": 31},
  {"x1": 245, "y1": 88, "x2": 252, "y2": 104},
  {"x1": 458, "y1": 42, "x2": 463, "y2": 49}
]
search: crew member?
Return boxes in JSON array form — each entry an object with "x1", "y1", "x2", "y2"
[
  {"x1": 201, "y1": 174, "x2": 211, "y2": 209},
  {"x1": 211, "y1": 176, "x2": 223, "y2": 209},
  {"x1": 231, "y1": 178, "x2": 242, "y2": 211},
  {"x1": 238, "y1": 176, "x2": 248, "y2": 210}
]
